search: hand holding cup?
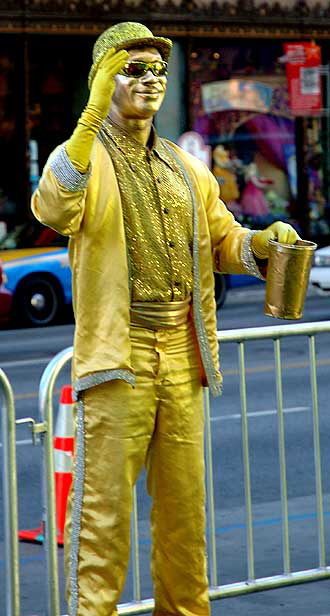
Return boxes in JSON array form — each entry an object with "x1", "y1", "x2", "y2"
[{"x1": 251, "y1": 221, "x2": 301, "y2": 260}]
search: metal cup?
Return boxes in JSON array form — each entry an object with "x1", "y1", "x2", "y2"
[{"x1": 264, "y1": 239, "x2": 317, "y2": 319}]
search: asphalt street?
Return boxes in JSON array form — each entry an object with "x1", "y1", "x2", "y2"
[{"x1": 0, "y1": 283, "x2": 329, "y2": 615}]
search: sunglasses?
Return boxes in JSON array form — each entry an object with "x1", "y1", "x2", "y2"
[{"x1": 119, "y1": 60, "x2": 168, "y2": 78}]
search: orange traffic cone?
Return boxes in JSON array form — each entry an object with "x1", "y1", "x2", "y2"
[
  {"x1": 18, "y1": 385, "x2": 75, "y2": 546},
  {"x1": 54, "y1": 385, "x2": 75, "y2": 545}
]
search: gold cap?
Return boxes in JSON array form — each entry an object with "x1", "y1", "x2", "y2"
[{"x1": 88, "y1": 21, "x2": 172, "y2": 88}]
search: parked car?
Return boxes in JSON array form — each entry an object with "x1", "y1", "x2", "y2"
[
  {"x1": 0, "y1": 258, "x2": 13, "y2": 324},
  {"x1": 0, "y1": 223, "x2": 71, "y2": 326},
  {"x1": 309, "y1": 244, "x2": 330, "y2": 295},
  {"x1": 0, "y1": 246, "x2": 72, "y2": 327}
]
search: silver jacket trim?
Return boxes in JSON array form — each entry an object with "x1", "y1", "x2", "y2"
[
  {"x1": 241, "y1": 230, "x2": 266, "y2": 280},
  {"x1": 74, "y1": 369, "x2": 136, "y2": 399},
  {"x1": 163, "y1": 141, "x2": 222, "y2": 398},
  {"x1": 50, "y1": 144, "x2": 91, "y2": 192}
]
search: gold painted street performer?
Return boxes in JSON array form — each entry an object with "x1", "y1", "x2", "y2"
[{"x1": 31, "y1": 22, "x2": 300, "y2": 616}]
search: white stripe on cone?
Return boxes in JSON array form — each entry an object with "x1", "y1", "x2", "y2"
[
  {"x1": 54, "y1": 448, "x2": 73, "y2": 473},
  {"x1": 55, "y1": 402, "x2": 75, "y2": 438}
]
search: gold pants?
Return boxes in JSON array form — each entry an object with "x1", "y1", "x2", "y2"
[{"x1": 65, "y1": 321, "x2": 210, "y2": 616}]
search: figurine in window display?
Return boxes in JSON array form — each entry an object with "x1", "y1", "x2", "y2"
[
  {"x1": 212, "y1": 144, "x2": 241, "y2": 202},
  {"x1": 240, "y1": 161, "x2": 274, "y2": 218},
  {"x1": 308, "y1": 153, "x2": 325, "y2": 215},
  {"x1": 31, "y1": 21, "x2": 300, "y2": 616}
]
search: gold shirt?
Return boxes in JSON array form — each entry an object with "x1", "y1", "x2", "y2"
[{"x1": 98, "y1": 121, "x2": 193, "y2": 302}]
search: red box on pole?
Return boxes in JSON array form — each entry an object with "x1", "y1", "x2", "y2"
[{"x1": 284, "y1": 42, "x2": 322, "y2": 116}]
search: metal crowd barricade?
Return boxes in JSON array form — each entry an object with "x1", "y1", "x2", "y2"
[
  {"x1": 206, "y1": 320, "x2": 330, "y2": 598},
  {"x1": 37, "y1": 346, "x2": 150, "y2": 616},
  {"x1": 2, "y1": 320, "x2": 330, "y2": 615},
  {"x1": 1, "y1": 369, "x2": 20, "y2": 616},
  {"x1": 1, "y1": 358, "x2": 67, "y2": 616}
]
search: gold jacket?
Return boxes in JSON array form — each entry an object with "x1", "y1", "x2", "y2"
[{"x1": 31, "y1": 138, "x2": 261, "y2": 396}]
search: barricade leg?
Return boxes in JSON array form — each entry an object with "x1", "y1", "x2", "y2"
[
  {"x1": 38, "y1": 346, "x2": 73, "y2": 616},
  {"x1": 0, "y1": 368, "x2": 20, "y2": 616}
]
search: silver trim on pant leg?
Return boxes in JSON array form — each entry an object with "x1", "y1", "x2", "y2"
[{"x1": 69, "y1": 397, "x2": 85, "y2": 616}]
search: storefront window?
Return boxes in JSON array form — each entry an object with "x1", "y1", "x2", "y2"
[
  {"x1": 29, "y1": 36, "x2": 91, "y2": 177},
  {"x1": 0, "y1": 34, "x2": 92, "y2": 248},
  {"x1": 0, "y1": 44, "x2": 18, "y2": 238},
  {"x1": 305, "y1": 116, "x2": 328, "y2": 237},
  {"x1": 190, "y1": 41, "x2": 330, "y2": 240}
]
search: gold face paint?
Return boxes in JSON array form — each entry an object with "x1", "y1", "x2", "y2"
[{"x1": 110, "y1": 48, "x2": 167, "y2": 124}]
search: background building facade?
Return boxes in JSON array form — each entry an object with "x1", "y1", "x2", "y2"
[{"x1": 1, "y1": 0, "x2": 330, "y2": 244}]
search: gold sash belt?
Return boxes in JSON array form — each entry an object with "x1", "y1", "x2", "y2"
[{"x1": 130, "y1": 298, "x2": 191, "y2": 330}]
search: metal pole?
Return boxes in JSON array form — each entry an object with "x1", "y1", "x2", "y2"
[
  {"x1": 204, "y1": 386, "x2": 218, "y2": 587},
  {"x1": 308, "y1": 335, "x2": 326, "y2": 567},
  {"x1": 274, "y1": 339, "x2": 290, "y2": 574},
  {"x1": 0, "y1": 368, "x2": 20, "y2": 616},
  {"x1": 238, "y1": 342, "x2": 255, "y2": 582},
  {"x1": 39, "y1": 346, "x2": 73, "y2": 616},
  {"x1": 131, "y1": 486, "x2": 141, "y2": 601},
  {"x1": 208, "y1": 566, "x2": 330, "y2": 600},
  {"x1": 217, "y1": 321, "x2": 330, "y2": 344}
]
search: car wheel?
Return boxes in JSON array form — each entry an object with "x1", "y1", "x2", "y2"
[
  {"x1": 214, "y1": 273, "x2": 227, "y2": 310},
  {"x1": 14, "y1": 275, "x2": 63, "y2": 326}
]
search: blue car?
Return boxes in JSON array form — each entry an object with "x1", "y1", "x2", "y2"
[
  {"x1": 0, "y1": 245, "x2": 72, "y2": 326},
  {"x1": 0, "y1": 258, "x2": 12, "y2": 324}
]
